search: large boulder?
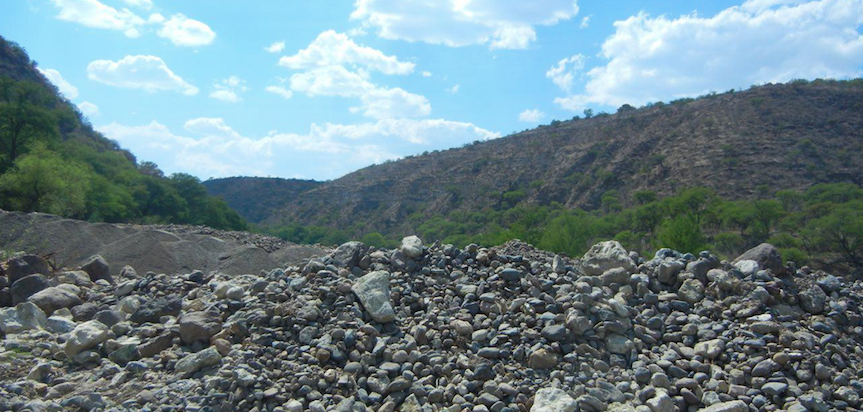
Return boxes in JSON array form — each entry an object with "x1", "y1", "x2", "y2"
[
  {"x1": 0, "y1": 302, "x2": 47, "y2": 333},
  {"x1": 733, "y1": 243, "x2": 784, "y2": 275},
  {"x1": 582, "y1": 241, "x2": 637, "y2": 276},
  {"x1": 6, "y1": 255, "x2": 50, "y2": 284},
  {"x1": 179, "y1": 310, "x2": 222, "y2": 345},
  {"x1": 130, "y1": 295, "x2": 182, "y2": 324},
  {"x1": 28, "y1": 286, "x2": 83, "y2": 315},
  {"x1": 352, "y1": 271, "x2": 395, "y2": 323},
  {"x1": 64, "y1": 320, "x2": 109, "y2": 357},
  {"x1": 11, "y1": 274, "x2": 50, "y2": 304},
  {"x1": 400, "y1": 236, "x2": 424, "y2": 259},
  {"x1": 531, "y1": 388, "x2": 577, "y2": 412},
  {"x1": 328, "y1": 241, "x2": 364, "y2": 268},
  {"x1": 81, "y1": 255, "x2": 112, "y2": 284}
]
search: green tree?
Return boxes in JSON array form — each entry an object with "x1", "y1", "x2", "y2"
[
  {"x1": 656, "y1": 215, "x2": 706, "y2": 254},
  {"x1": 0, "y1": 76, "x2": 58, "y2": 171},
  {"x1": 0, "y1": 143, "x2": 90, "y2": 217},
  {"x1": 539, "y1": 211, "x2": 595, "y2": 256},
  {"x1": 802, "y1": 202, "x2": 863, "y2": 270}
]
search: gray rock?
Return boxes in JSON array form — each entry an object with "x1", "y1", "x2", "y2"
[
  {"x1": 400, "y1": 235, "x2": 424, "y2": 258},
  {"x1": 733, "y1": 243, "x2": 784, "y2": 275},
  {"x1": 0, "y1": 302, "x2": 47, "y2": 333},
  {"x1": 582, "y1": 241, "x2": 637, "y2": 276},
  {"x1": 11, "y1": 274, "x2": 49, "y2": 304},
  {"x1": 699, "y1": 401, "x2": 748, "y2": 412},
  {"x1": 352, "y1": 271, "x2": 396, "y2": 323},
  {"x1": 175, "y1": 347, "x2": 222, "y2": 376},
  {"x1": 130, "y1": 295, "x2": 182, "y2": 323},
  {"x1": 694, "y1": 339, "x2": 725, "y2": 360},
  {"x1": 646, "y1": 392, "x2": 675, "y2": 412},
  {"x1": 179, "y1": 310, "x2": 223, "y2": 345},
  {"x1": 330, "y1": 241, "x2": 364, "y2": 268},
  {"x1": 531, "y1": 388, "x2": 577, "y2": 412},
  {"x1": 553, "y1": 255, "x2": 566, "y2": 274},
  {"x1": 761, "y1": 382, "x2": 787, "y2": 396},
  {"x1": 528, "y1": 347, "x2": 559, "y2": 369},
  {"x1": 28, "y1": 286, "x2": 82, "y2": 315},
  {"x1": 606, "y1": 333, "x2": 634, "y2": 355},
  {"x1": 64, "y1": 320, "x2": 109, "y2": 357},
  {"x1": 81, "y1": 255, "x2": 112, "y2": 284},
  {"x1": 500, "y1": 268, "x2": 522, "y2": 281},
  {"x1": 677, "y1": 279, "x2": 704, "y2": 303},
  {"x1": 6, "y1": 254, "x2": 50, "y2": 284},
  {"x1": 800, "y1": 285, "x2": 828, "y2": 314}
]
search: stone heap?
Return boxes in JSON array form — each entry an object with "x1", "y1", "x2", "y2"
[{"x1": 0, "y1": 237, "x2": 860, "y2": 412}]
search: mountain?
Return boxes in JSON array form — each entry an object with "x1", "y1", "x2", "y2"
[
  {"x1": 216, "y1": 79, "x2": 863, "y2": 234},
  {"x1": 203, "y1": 177, "x2": 322, "y2": 224},
  {"x1": 0, "y1": 35, "x2": 246, "y2": 230}
]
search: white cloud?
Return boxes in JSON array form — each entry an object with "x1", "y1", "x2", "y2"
[
  {"x1": 118, "y1": 0, "x2": 152, "y2": 10},
  {"x1": 580, "y1": 15, "x2": 591, "y2": 28},
  {"x1": 351, "y1": 0, "x2": 579, "y2": 49},
  {"x1": 87, "y1": 55, "x2": 199, "y2": 95},
  {"x1": 37, "y1": 67, "x2": 79, "y2": 99},
  {"x1": 265, "y1": 41, "x2": 285, "y2": 53},
  {"x1": 422, "y1": 71, "x2": 432, "y2": 77},
  {"x1": 157, "y1": 14, "x2": 216, "y2": 47},
  {"x1": 356, "y1": 87, "x2": 431, "y2": 119},
  {"x1": 209, "y1": 76, "x2": 248, "y2": 103},
  {"x1": 290, "y1": 66, "x2": 375, "y2": 97},
  {"x1": 555, "y1": 0, "x2": 863, "y2": 110},
  {"x1": 546, "y1": 54, "x2": 585, "y2": 92},
  {"x1": 78, "y1": 101, "x2": 100, "y2": 117},
  {"x1": 265, "y1": 85, "x2": 293, "y2": 99},
  {"x1": 447, "y1": 84, "x2": 460, "y2": 94},
  {"x1": 279, "y1": 30, "x2": 415, "y2": 75},
  {"x1": 49, "y1": 0, "x2": 145, "y2": 37},
  {"x1": 97, "y1": 117, "x2": 498, "y2": 179},
  {"x1": 518, "y1": 109, "x2": 545, "y2": 122}
]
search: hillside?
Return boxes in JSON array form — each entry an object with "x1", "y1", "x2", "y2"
[
  {"x1": 203, "y1": 177, "x2": 322, "y2": 224},
  {"x1": 246, "y1": 80, "x2": 863, "y2": 233},
  {"x1": 0, "y1": 35, "x2": 246, "y2": 230}
]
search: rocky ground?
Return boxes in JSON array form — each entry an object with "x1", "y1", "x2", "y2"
[{"x1": 0, "y1": 234, "x2": 861, "y2": 412}]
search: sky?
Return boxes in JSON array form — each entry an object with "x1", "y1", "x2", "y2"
[{"x1": 2, "y1": 0, "x2": 863, "y2": 181}]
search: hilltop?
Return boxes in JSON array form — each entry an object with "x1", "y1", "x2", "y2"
[
  {"x1": 210, "y1": 80, "x2": 863, "y2": 236},
  {"x1": 203, "y1": 177, "x2": 322, "y2": 224}
]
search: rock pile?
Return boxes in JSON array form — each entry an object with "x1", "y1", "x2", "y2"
[{"x1": 1, "y1": 237, "x2": 862, "y2": 412}]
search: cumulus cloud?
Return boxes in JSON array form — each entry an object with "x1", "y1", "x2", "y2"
[
  {"x1": 38, "y1": 68, "x2": 79, "y2": 99},
  {"x1": 49, "y1": 0, "x2": 145, "y2": 37},
  {"x1": 290, "y1": 65, "x2": 375, "y2": 97},
  {"x1": 351, "y1": 0, "x2": 579, "y2": 49},
  {"x1": 518, "y1": 109, "x2": 545, "y2": 123},
  {"x1": 265, "y1": 41, "x2": 285, "y2": 53},
  {"x1": 118, "y1": 0, "x2": 152, "y2": 10},
  {"x1": 279, "y1": 30, "x2": 415, "y2": 75},
  {"x1": 555, "y1": 0, "x2": 863, "y2": 110},
  {"x1": 265, "y1": 85, "x2": 293, "y2": 99},
  {"x1": 97, "y1": 117, "x2": 498, "y2": 179},
  {"x1": 87, "y1": 55, "x2": 199, "y2": 95},
  {"x1": 78, "y1": 101, "x2": 99, "y2": 117},
  {"x1": 157, "y1": 14, "x2": 216, "y2": 46},
  {"x1": 546, "y1": 54, "x2": 585, "y2": 92},
  {"x1": 355, "y1": 88, "x2": 431, "y2": 119},
  {"x1": 209, "y1": 76, "x2": 248, "y2": 103}
]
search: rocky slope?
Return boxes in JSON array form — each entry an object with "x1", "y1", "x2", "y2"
[
  {"x1": 1, "y1": 232, "x2": 860, "y2": 412},
  {"x1": 0, "y1": 210, "x2": 328, "y2": 276},
  {"x1": 203, "y1": 177, "x2": 323, "y2": 224},
  {"x1": 219, "y1": 80, "x2": 863, "y2": 233}
]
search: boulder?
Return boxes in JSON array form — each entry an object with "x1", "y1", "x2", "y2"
[
  {"x1": 64, "y1": 320, "x2": 109, "y2": 357},
  {"x1": 582, "y1": 241, "x2": 637, "y2": 276},
  {"x1": 400, "y1": 236, "x2": 424, "y2": 259},
  {"x1": 81, "y1": 255, "x2": 112, "y2": 284},
  {"x1": 329, "y1": 241, "x2": 364, "y2": 268},
  {"x1": 605, "y1": 334, "x2": 634, "y2": 355},
  {"x1": 352, "y1": 271, "x2": 395, "y2": 323},
  {"x1": 700, "y1": 401, "x2": 748, "y2": 412},
  {"x1": 733, "y1": 243, "x2": 784, "y2": 275},
  {"x1": 528, "y1": 347, "x2": 559, "y2": 369},
  {"x1": 646, "y1": 392, "x2": 675, "y2": 412},
  {"x1": 175, "y1": 347, "x2": 222, "y2": 377},
  {"x1": 179, "y1": 310, "x2": 223, "y2": 345},
  {"x1": 695, "y1": 339, "x2": 725, "y2": 360},
  {"x1": 6, "y1": 255, "x2": 50, "y2": 284},
  {"x1": 11, "y1": 274, "x2": 50, "y2": 304},
  {"x1": 130, "y1": 295, "x2": 182, "y2": 324},
  {"x1": 678, "y1": 279, "x2": 705, "y2": 303},
  {"x1": 0, "y1": 302, "x2": 47, "y2": 333},
  {"x1": 799, "y1": 285, "x2": 828, "y2": 314},
  {"x1": 531, "y1": 388, "x2": 577, "y2": 412},
  {"x1": 28, "y1": 286, "x2": 83, "y2": 315}
]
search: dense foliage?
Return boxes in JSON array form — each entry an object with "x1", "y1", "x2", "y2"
[
  {"x1": 262, "y1": 184, "x2": 863, "y2": 274},
  {"x1": 0, "y1": 72, "x2": 246, "y2": 230}
]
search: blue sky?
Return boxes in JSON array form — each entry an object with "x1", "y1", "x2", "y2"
[{"x1": 2, "y1": 0, "x2": 863, "y2": 180}]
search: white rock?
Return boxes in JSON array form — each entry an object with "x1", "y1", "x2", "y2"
[
  {"x1": 700, "y1": 401, "x2": 748, "y2": 412},
  {"x1": 175, "y1": 347, "x2": 222, "y2": 377},
  {"x1": 64, "y1": 320, "x2": 109, "y2": 358},
  {"x1": 582, "y1": 241, "x2": 637, "y2": 276},
  {"x1": 531, "y1": 388, "x2": 577, "y2": 412},
  {"x1": 400, "y1": 235, "x2": 424, "y2": 258},
  {"x1": 734, "y1": 260, "x2": 759, "y2": 276},
  {"x1": 46, "y1": 315, "x2": 77, "y2": 333},
  {"x1": 0, "y1": 302, "x2": 47, "y2": 334},
  {"x1": 352, "y1": 271, "x2": 396, "y2": 323}
]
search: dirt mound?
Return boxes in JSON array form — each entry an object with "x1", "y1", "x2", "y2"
[{"x1": 0, "y1": 210, "x2": 329, "y2": 276}]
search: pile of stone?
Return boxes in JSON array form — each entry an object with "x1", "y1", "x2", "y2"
[{"x1": 0, "y1": 235, "x2": 861, "y2": 412}]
